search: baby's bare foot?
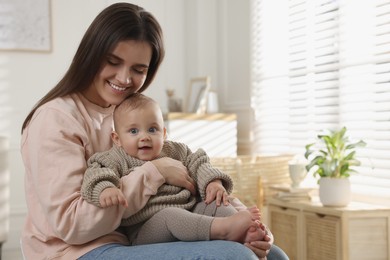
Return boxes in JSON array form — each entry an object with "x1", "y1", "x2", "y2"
[
  {"x1": 244, "y1": 221, "x2": 266, "y2": 243},
  {"x1": 247, "y1": 206, "x2": 261, "y2": 221},
  {"x1": 211, "y1": 210, "x2": 265, "y2": 243}
]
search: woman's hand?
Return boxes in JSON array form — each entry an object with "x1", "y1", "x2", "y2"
[
  {"x1": 152, "y1": 157, "x2": 196, "y2": 195},
  {"x1": 205, "y1": 179, "x2": 229, "y2": 206},
  {"x1": 245, "y1": 225, "x2": 274, "y2": 259}
]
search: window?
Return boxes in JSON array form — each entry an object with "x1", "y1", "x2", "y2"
[{"x1": 251, "y1": 0, "x2": 390, "y2": 199}]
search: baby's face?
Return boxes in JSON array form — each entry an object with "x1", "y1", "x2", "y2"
[{"x1": 114, "y1": 103, "x2": 165, "y2": 160}]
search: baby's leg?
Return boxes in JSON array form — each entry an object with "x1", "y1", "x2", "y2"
[
  {"x1": 133, "y1": 206, "x2": 265, "y2": 246},
  {"x1": 229, "y1": 196, "x2": 248, "y2": 211},
  {"x1": 194, "y1": 200, "x2": 261, "y2": 220},
  {"x1": 192, "y1": 200, "x2": 237, "y2": 217},
  {"x1": 132, "y1": 207, "x2": 213, "y2": 245}
]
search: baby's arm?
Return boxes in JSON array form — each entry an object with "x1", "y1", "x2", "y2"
[{"x1": 100, "y1": 187, "x2": 128, "y2": 208}]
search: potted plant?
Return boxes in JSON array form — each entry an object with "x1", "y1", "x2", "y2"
[{"x1": 304, "y1": 127, "x2": 366, "y2": 206}]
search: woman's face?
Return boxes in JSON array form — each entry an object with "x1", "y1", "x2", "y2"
[{"x1": 83, "y1": 40, "x2": 152, "y2": 107}]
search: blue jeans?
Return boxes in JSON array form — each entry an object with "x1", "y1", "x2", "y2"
[{"x1": 78, "y1": 241, "x2": 289, "y2": 260}]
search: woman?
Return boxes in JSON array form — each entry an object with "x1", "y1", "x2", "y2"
[{"x1": 20, "y1": 3, "x2": 288, "y2": 260}]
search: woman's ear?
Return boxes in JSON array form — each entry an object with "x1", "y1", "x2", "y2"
[{"x1": 111, "y1": 131, "x2": 122, "y2": 146}]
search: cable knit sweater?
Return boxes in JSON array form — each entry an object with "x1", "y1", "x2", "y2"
[{"x1": 81, "y1": 140, "x2": 233, "y2": 226}]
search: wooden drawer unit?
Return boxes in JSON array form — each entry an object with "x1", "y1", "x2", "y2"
[
  {"x1": 267, "y1": 197, "x2": 390, "y2": 260},
  {"x1": 303, "y1": 211, "x2": 341, "y2": 260},
  {"x1": 268, "y1": 205, "x2": 301, "y2": 260}
]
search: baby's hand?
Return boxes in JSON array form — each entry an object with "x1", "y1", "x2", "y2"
[
  {"x1": 205, "y1": 179, "x2": 229, "y2": 206},
  {"x1": 100, "y1": 187, "x2": 128, "y2": 208}
]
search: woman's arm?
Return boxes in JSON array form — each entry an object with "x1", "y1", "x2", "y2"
[
  {"x1": 22, "y1": 107, "x2": 163, "y2": 244},
  {"x1": 121, "y1": 161, "x2": 165, "y2": 218}
]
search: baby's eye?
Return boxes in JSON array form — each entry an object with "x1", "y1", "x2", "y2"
[
  {"x1": 130, "y1": 128, "x2": 139, "y2": 134},
  {"x1": 148, "y1": 127, "x2": 157, "y2": 133}
]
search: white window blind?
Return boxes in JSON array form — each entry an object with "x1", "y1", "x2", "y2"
[{"x1": 251, "y1": 0, "x2": 390, "y2": 198}]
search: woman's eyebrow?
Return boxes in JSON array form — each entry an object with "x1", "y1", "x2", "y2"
[
  {"x1": 107, "y1": 53, "x2": 123, "y2": 61},
  {"x1": 107, "y1": 53, "x2": 149, "y2": 68},
  {"x1": 135, "y1": 64, "x2": 149, "y2": 69}
]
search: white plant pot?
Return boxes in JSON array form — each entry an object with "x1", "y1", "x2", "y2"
[{"x1": 319, "y1": 177, "x2": 351, "y2": 207}]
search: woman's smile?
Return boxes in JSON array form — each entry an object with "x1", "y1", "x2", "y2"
[{"x1": 108, "y1": 81, "x2": 128, "y2": 92}]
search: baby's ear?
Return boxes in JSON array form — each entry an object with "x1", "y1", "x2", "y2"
[
  {"x1": 111, "y1": 131, "x2": 121, "y2": 146},
  {"x1": 163, "y1": 127, "x2": 167, "y2": 140}
]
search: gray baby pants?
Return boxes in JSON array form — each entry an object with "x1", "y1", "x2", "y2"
[{"x1": 130, "y1": 201, "x2": 238, "y2": 245}]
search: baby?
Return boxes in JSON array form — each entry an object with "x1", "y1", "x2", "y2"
[{"x1": 81, "y1": 93, "x2": 266, "y2": 245}]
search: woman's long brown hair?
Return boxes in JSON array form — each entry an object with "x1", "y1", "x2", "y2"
[{"x1": 21, "y1": 2, "x2": 165, "y2": 132}]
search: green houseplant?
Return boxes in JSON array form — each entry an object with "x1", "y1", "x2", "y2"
[{"x1": 304, "y1": 126, "x2": 366, "y2": 206}]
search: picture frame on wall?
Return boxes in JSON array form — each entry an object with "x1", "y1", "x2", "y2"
[
  {"x1": 186, "y1": 76, "x2": 211, "y2": 114},
  {"x1": 0, "y1": 0, "x2": 51, "y2": 52}
]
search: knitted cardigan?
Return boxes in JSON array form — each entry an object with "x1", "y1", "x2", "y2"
[{"x1": 81, "y1": 140, "x2": 233, "y2": 226}]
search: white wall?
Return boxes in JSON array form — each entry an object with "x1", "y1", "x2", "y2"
[
  {"x1": 216, "y1": 0, "x2": 252, "y2": 154},
  {"x1": 0, "y1": 0, "x2": 251, "y2": 253},
  {"x1": 184, "y1": 0, "x2": 252, "y2": 154}
]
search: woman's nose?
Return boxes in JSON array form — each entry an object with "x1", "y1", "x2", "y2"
[{"x1": 117, "y1": 68, "x2": 131, "y2": 85}]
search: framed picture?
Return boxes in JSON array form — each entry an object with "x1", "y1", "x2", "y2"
[
  {"x1": 0, "y1": 0, "x2": 51, "y2": 52},
  {"x1": 186, "y1": 76, "x2": 211, "y2": 114}
]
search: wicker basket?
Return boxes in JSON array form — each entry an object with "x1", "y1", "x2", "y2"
[
  {"x1": 211, "y1": 154, "x2": 293, "y2": 209},
  {"x1": 209, "y1": 156, "x2": 241, "y2": 196}
]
